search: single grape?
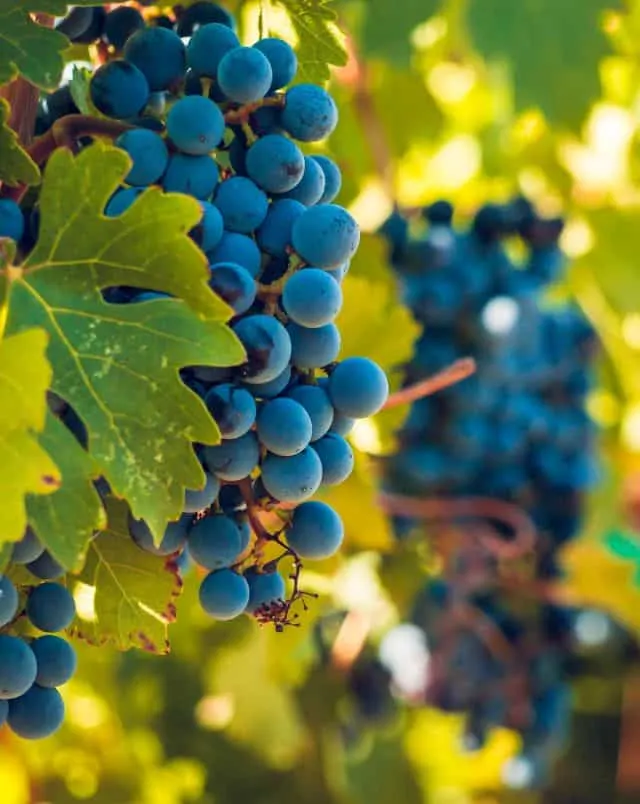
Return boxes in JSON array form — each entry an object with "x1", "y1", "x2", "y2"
[
  {"x1": 279, "y1": 156, "x2": 326, "y2": 206},
  {"x1": 26, "y1": 583, "x2": 76, "y2": 633},
  {"x1": 244, "y1": 568, "x2": 286, "y2": 614},
  {"x1": 177, "y1": 2, "x2": 236, "y2": 36},
  {"x1": 252, "y1": 38, "x2": 297, "y2": 91},
  {"x1": 184, "y1": 472, "x2": 221, "y2": 513},
  {"x1": 199, "y1": 569, "x2": 249, "y2": 620},
  {"x1": 162, "y1": 153, "x2": 219, "y2": 199},
  {"x1": 31, "y1": 636, "x2": 77, "y2": 688},
  {"x1": 208, "y1": 262, "x2": 257, "y2": 315},
  {"x1": 90, "y1": 60, "x2": 150, "y2": 119},
  {"x1": 204, "y1": 383, "x2": 257, "y2": 438},
  {"x1": 283, "y1": 268, "x2": 342, "y2": 327},
  {"x1": 0, "y1": 199, "x2": 25, "y2": 242},
  {"x1": 191, "y1": 201, "x2": 224, "y2": 252},
  {"x1": 242, "y1": 365, "x2": 292, "y2": 399},
  {"x1": 124, "y1": 27, "x2": 186, "y2": 91},
  {"x1": 256, "y1": 398, "x2": 313, "y2": 456},
  {"x1": 329, "y1": 410, "x2": 355, "y2": 437},
  {"x1": 202, "y1": 432, "x2": 260, "y2": 481},
  {"x1": 167, "y1": 95, "x2": 225, "y2": 155},
  {"x1": 188, "y1": 513, "x2": 244, "y2": 570},
  {"x1": 104, "y1": 6, "x2": 144, "y2": 49},
  {"x1": 207, "y1": 232, "x2": 262, "y2": 277},
  {"x1": 0, "y1": 576, "x2": 18, "y2": 628},
  {"x1": 8, "y1": 685, "x2": 65, "y2": 739},
  {"x1": 26, "y1": 551, "x2": 65, "y2": 581},
  {"x1": 312, "y1": 433, "x2": 354, "y2": 485},
  {"x1": 281, "y1": 84, "x2": 338, "y2": 142},
  {"x1": 186, "y1": 22, "x2": 240, "y2": 77},
  {"x1": 260, "y1": 447, "x2": 323, "y2": 503},
  {"x1": 214, "y1": 176, "x2": 269, "y2": 233},
  {"x1": 287, "y1": 322, "x2": 341, "y2": 369},
  {"x1": 287, "y1": 384, "x2": 334, "y2": 441},
  {"x1": 328, "y1": 357, "x2": 389, "y2": 418},
  {"x1": 115, "y1": 128, "x2": 168, "y2": 186},
  {"x1": 217, "y1": 46, "x2": 272, "y2": 103},
  {"x1": 129, "y1": 513, "x2": 192, "y2": 556},
  {"x1": 105, "y1": 187, "x2": 143, "y2": 217},
  {"x1": 313, "y1": 156, "x2": 342, "y2": 204},
  {"x1": 246, "y1": 134, "x2": 305, "y2": 194},
  {"x1": 233, "y1": 315, "x2": 292, "y2": 383},
  {"x1": 256, "y1": 199, "x2": 305, "y2": 258},
  {"x1": 0, "y1": 636, "x2": 38, "y2": 700},
  {"x1": 285, "y1": 500, "x2": 344, "y2": 559},
  {"x1": 292, "y1": 204, "x2": 360, "y2": 268},
  {"x1": 55, "y1": 6, "x2": 95, "y2": 41},
  {"x1": 11, "y1": 528, "x2": 45, "y2": 565}
]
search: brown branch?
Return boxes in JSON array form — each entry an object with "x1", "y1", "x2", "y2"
[
  {"x1": 0, "y1": 78, "x2": 40, "y2": 149},
  {"x1": 383, "y1": 358, "x2": 476, "y2": 409}
]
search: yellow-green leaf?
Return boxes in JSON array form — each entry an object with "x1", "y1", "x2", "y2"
[{"x1": 0, "y1": 98, "x2": 40, "y2": 188}]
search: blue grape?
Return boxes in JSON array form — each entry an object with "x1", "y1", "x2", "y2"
[
  {"x1": 0, "y1": 199, "x2": 25, "y2": 242},
  {"x1": 184, "y1": 472, "x2": 221, "y2": 513},
  {"x1": 129, "y1": 513, "x2": 192, "y2": 556},
  {"x1": 233, "y1": 314, "x2": 292, "y2": 383},
  {"x1": 214, "y1": 176, "x2": 269, "y2": 233},
  {"x1": 178, "y1": 3, "x2": 236, "y2": 37},
  {"x1": 104, "y1": 6, "x2": 144, "y2": 49},
  {"x1": 162, "y1": 153, "x2": 219, "y2": 199},
  {"x1": 0, "y1": 636, "x2": 37, "y2": 700},
  {"x1": 260, "y1": 447, "x2": 323, "y2": 502},
  {"x1": 31, "y1": 636, "x2": 77, "y2": 688},
  {"x1": 283, "y1": 268, "x2": 342, "y2": 327},
  {"x1": 292, "y1": 204, "x2": 360, "y2": 268},
  {"x1": 192, "y1": 201, "x2": 224, "y2": 252},
  {"x1": 8, "y1": 685, "x2": 65, "y2": 739},
  {"x1": 203, "y1": 431, "x2": 260, "y2": 481},
  {"x1": 329, "y1": 410, "x2": 355, "y2": 437},
  {"x1": 256, "y1": 199, "x2": 305, "y2": 258},
  {"x1": 285, "y1": 500, "x2": 344, "y2": 559},
  {"x1": 0, "y1": 577, "x2": 18, "y2": 628},
  {"x1": 11, "y1": 528, "x2": 44, "y2": 565},
  {"x1": 287, "y1": 384, "x2": 334, "y2": 441},
  {"x1": 235, "y1": 515, "x2": 252, "y2": 553},
  {"x1": 253, "y1": 38, "x2": 297, "y2": 91},
  {"x1": 204, "y1": 383, "x2": 257, "y2": 438},
  {"x1": 312, "y1": 433, "x2": 354, "y2": 485},
  {"x1": 167, "y1": 95, "x2": 225, "y2": 155},
  {"x1": 256, "y1": 398, "x2": 312, "y2": 456},
  {"x1": 281, "y1": 84, "x2": 338, "y2": 142},
  {"x1": 207, "y1": 232, "x2": 262, "y2": 277},
  {"x1": 187, "y1": 513, "x2": 244, "y2": 570},
  {"x1": 115, "y1": 128, "x2": 169, "y2": 186},
  {"x1": 287, "y1": 322, "x2": 341, "y2": 369},
  {"x1": 90, "y1": 60, "x2": 150, "y2": 119},
  {"x1": 243, "y1": 365, "x2": 292, "y2": 399},
  {"x1": 105, "y1": 187, "x2": 143, "y2": 217},
  {"x1": 55, "y1": 6, "x2": 95, "y2": 40},
  {"x1": 328, "y1": 357, "x2": 389, "y2": 418},
  {"x1": 199, "y1": 569, "x2": 249, "y2": 620},
  {"x1": 218, "y1": 484, "x2": 247, "y2": 514},
  {"x1": 26, "y1": 551, "x2": 65, "y2": 581},
  {"x1": 208, "y1": 262, "x2": 257, "y2": 315},
  {"x1": 250, "y1": 105, "x2": 283, "y2": 136},
  {"x1": 217, "y1": 46, "x2": 272, "y2": 103},
  {"x1": 26, "y1": 583, "x2": 76, "y2": 633},
  {"x1": 279, "y1": 156, "x2": 326, "y2": 206},
  {"x1": 246, "y1": 134, "x2": 305, "y2": 194},
  {"x1": 245, "y1": 568, "x2": 286, "y2": 614},
  {"x1": 124, "y1": 27, "x2": 186, "y2": 91},
  {"x1": 186, "y1": 22, "x2": 240, "y2": 78},
  {"x1": 313, "y1": 156, "x2": 342, "y2": 204}
]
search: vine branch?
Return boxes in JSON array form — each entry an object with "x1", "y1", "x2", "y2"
[{"x1": 383, "y1": 357, "x2": 476, "y2": 408}]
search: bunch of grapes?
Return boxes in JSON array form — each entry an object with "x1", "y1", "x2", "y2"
[{"x1": 0, "y1": 1, "x2": 388, "y2": 739}]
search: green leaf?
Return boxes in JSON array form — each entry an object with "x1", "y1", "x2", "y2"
[
  {"x1": 27, "y1": 412, "x2": 106, "y2": 572},
  {"x1": 275, "y1": 0, "x2": 348, "y2": 83},
  {"x1": 0, "y1": 328, "x2": 60, "y2": 547},
  {"x1": 604, "y1": 530, "x2": 640, "y2": 562},
  {"x1": 0, "y1": 99, "x2": 40, "y2": 188},
  {"x1": 72, "y1": 497, "x2": 181, "y2": 654},
  {"x1": 466, "y1": 0, "x2": 621, "y2": 129},
  {"x1": 0, "y1": 7, "x2": 69, "y2": 90},
  {"x1": 68, "y1": 65, "x2": 93, "y2": 116},
  {"x1": 361, "y1": 0, "x2": 439, "y2": 66},
  {"x1": 2, "y1": 143, "x2": 245, "y2": 539}
]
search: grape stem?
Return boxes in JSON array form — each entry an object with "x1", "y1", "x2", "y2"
[{"x1": 383, "y1": 357, "x2": 477, "y2": 408}]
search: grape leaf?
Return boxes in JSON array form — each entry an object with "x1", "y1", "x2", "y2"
[
  {"x1": 68, "y1": 65, "x2": 93, "y2": 116},
  {"x1": 0, "y1": 98, "x2": 40, "y2": 188},
  {"x1": 361, "y1": 0, "x2": 439, "y2": 66},
  {"x1": 0, "y1": 327, "x2": 60, "y2": 547},
  {"x1": 26, "y1": 412, "x2": 106, "y2": 572},
  {"x1": 466, "y1": 0, "x2": 622, "y2": 130},
  {"x1": 1, "y1": 143, "x2": 245, "y2": 541},
  {"x1": 275, "y1": 0, "x2": 348, "y2": 83},
  {"x1": 71, "y1": 497, "x2": 181, "y2": 654}
]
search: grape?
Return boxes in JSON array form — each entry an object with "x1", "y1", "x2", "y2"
[
  {"x1": 328, "y1": 357, "x2": 389, "y2": 418},
  {"x1": 11, "y1": 528, "x2": 45, "y2": 565},
  {"x1": 244, "y1": 568, "x2": 286, "y2": 614},
  {"x1": 208, "y1": 262, "x2": 257, "y2": 315},
  {"x1": 151, "y1": 15, "x2": 174, "y2": 31},
  {"x1": 207, "y1": 232, "x2": 262, "y2": 277},
  {"x1": 199, "y1": 569, "x2": 249, "y2": 620},
  {"x1": 236, "y1": 515, "x2": 252, "y2": 553},
  {"x1": 287, "y1": 384, "x2": 334, "y2": 441},
  {"x1": 285, "y1": 500, "x2": 344, "y2": 559},
  {"x1": 218, "y1": 484, "x2": 247, "y2": 514},
  {"x1": 256, "y1": 199, "x2": 305, "y2": 258},
  {"x1": 281, "y1": 84, "x2": 338, "y2": 142},
  {"x1": 105, "y1": 187, "x2": 143, "y2": 217},
  {"x1": 250, "y1": 105, "x2": 284, "y2": 136},
  {"x1": 202, "y1": 432, "x2": 260, "y2": 481},
  {"x1": 186, "y1": 24, "x2": 240, "y2": 78},
  {"x1": 233, "y1": 315, "x2": 292, "y2": 383},
  {"x1": 31, "y1": 636, "x2": 77, "y2": 688},
  {"x1": 312, "y1": 433, "x2": 354, "y2": 485},
  {"x1": 214, "y1": 176, "x2": 269, "y2": 233},
  {"x1": 115, "y1": 128, "x2": 169, "y2": 186},
  {"x1": 292, "y1": 204, "x2": 360, "y2": 268},
  {"x1": 191, "y1": 201, "x2": 224, "y2": 252},
  {"x1": 204, "y1": 383, "x2": 257, "y2": 438},
  {"x1": 256, "y1": 398, "x2": 313, "y2": 456},
  {"x1": 0, "y1": 636, "x2": 38, "y2": 700},
  {"x1": 243, "y1": 365, "x2": 292, "y2": 399},
  {"x1": 26, "y1": 551, "x2": 65, "y2": 581},
  {"x1": 90, "y1": 60, "x2": 150, "y2": 119},
  {"x1": 188, "y1": 513, "x2": 244, "y2": 570},
  {"x1": 313, "y1": 156, "x2": 342, "y2": 204},
  {"x1": 166, "y1": 95, "x2": 225, "y2": 156},
  {"x1": 184, "y1": 472, "x2": 221, "y2": 513},
  {"x1": 217, "y1": 46, "x2": 272, "y2": 103},
  {"x1": 8, "y1": 685, "x2": 65, "y2": 740},
  {"x1": 162, "y1": 153, "x2": 219, "y2": 199},
  {"x1": 330, "y1": 411, "x2": 356, "y2": 437},
  {"x1": 0, "y1": 577, "x2": 18, "y2": 628},
  {"x1": 0, "y1": 199, "x2": 25, "y2": 242},
  {"x1": 279, "y1": 156, "x2": 326, "y2": 206},
  {"x1": 252, "y1": 38, "x2": 297, "y2": 91},
  {"x1": 26, "y1": 583, "x2": 76, "y2": 633},
  {"x1": 178, "y1": 3, "x2": 236, "y2": 37},
  {"x1": 287, "y1": 322, "x2": 341, "y2": 369},
  {"x1": 124, "y1": 27, "x2": 186, "y2": 92},
  {"x1": 129, "y1": 513, "x2": 192, "y2": 556},
  {"x1": 55, "y1": 6, "x2": 95, "y2": 41},
  {"x1": 283, "y1": 268, "x2": 342, "y2": 327},
  {"x1": 246, "y1": 134, "x2": 305, "y2": 194},
  {"x1": 104, "y1": 6, "x2": 144, "y2": 49},
  {"x1": 260, "y1": 447, "x2": 323, "y2": 503}
]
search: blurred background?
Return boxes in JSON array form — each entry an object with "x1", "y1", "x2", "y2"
[{"x1": 8, "y1": 0, "x2": 640, "y2": 802}]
